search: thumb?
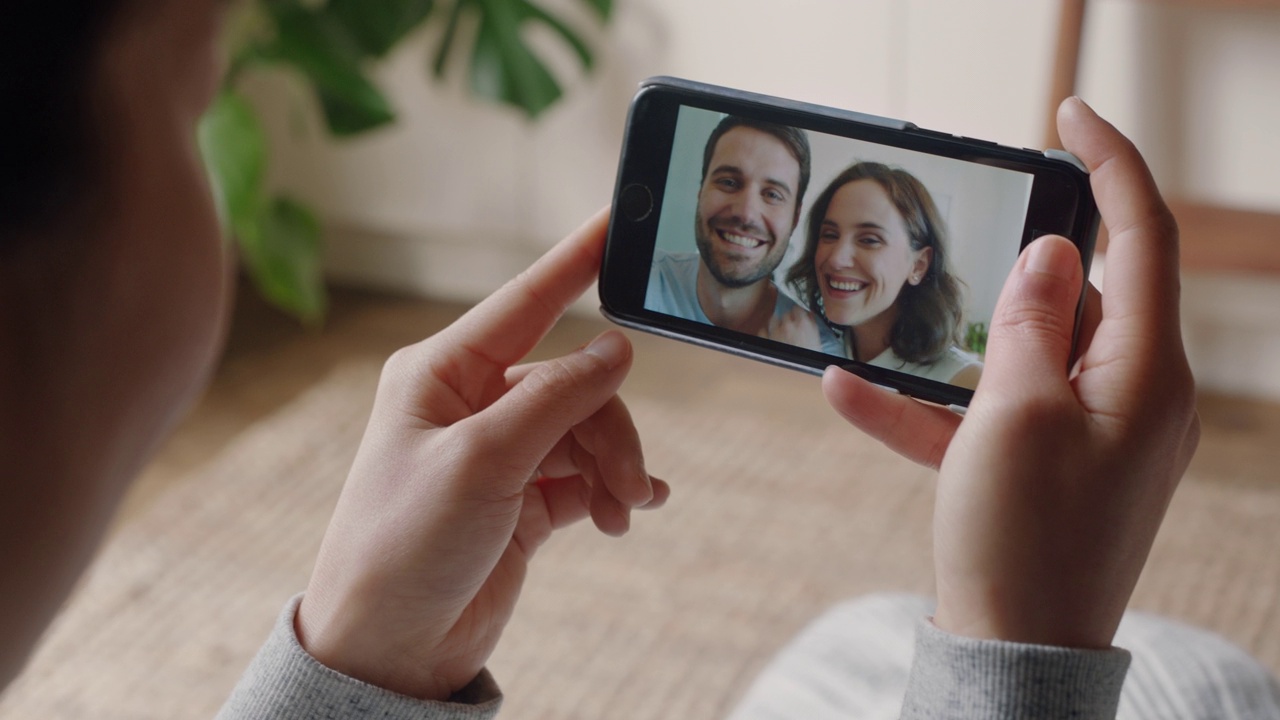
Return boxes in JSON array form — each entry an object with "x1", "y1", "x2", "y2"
[
  {"x1": 459, "y1": 330, "x2": 632, "y2": 485},
  {"x1": 980, "y1": 235, "x2": 1085, "y2": 396}
]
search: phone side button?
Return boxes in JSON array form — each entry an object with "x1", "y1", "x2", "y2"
[{"x1": 947, "y1": 404, "x2": 968, "y2": 416}]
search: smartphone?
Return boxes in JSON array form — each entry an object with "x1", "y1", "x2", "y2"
[{"x1": 600, "y1": 77, "x2": 1099, "y2": 409}]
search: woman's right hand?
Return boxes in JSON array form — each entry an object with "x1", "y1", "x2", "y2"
[
  {"x1": 821, "y1": 98, "x2": 1200, "y2": 649},
  {"x1": 294, "y1": 210, "x2": 668, "y2": 701}
]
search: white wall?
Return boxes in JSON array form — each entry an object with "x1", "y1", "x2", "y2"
[
  {"x1": 245, "y1": 0, "x2": 1280, "y2": 398},
  {"x1": 245, "y1": 0, "x2": 1067, "y2": 289},
  {"x1": 1078, "y1": 2, "x2": 1280, "y2": 210}
]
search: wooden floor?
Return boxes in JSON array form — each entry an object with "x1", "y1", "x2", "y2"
[
  {"x1": 121, "y1": 282, "x2": 759, "y2": 526},
  {"x1": 123, "y1": 281, "x2": 1280, "y2": 526}
]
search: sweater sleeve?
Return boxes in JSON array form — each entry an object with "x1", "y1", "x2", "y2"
[
  {"x1": 216, "y1": 595, "x2": 502, "y2": 720},
  {"x1": 901, "y1": 619, "x2": 1131, "y2": 719}
]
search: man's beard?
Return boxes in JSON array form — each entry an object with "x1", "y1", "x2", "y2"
[{"x1": 694, "y1": 216, "x2": 786, "y2": 289}]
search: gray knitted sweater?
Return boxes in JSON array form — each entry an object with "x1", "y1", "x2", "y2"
[{"x1": 217, "y1": 595, "x2": 1133, "y2": 719}]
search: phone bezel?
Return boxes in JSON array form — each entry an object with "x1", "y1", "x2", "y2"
[{"x1": 600, "y1": 77, "x2": 1099, "y2": 408}]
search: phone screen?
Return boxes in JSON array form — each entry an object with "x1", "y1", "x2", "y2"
[
  {"x1": 602, "y1": 78, "x2": 1097, "y2": 408},
  {"x1": 642, "y1": 106, "x2": 1038, "y2": 391}
]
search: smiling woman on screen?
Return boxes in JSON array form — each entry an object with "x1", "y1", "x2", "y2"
[{"x1": 786, "y1": 162, "x2": 982, "y2": 389}]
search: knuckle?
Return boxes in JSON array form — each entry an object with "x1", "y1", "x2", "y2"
[
  {"x1": 519, "y1": 356, "x2": 596, "y2": 410},
  {"x1": 990, "y1": 302, "x2": 1072, "y2": 350},
  {"x1": 377, "y1": 343, "x2": 451, "y2": 400},
  {"x1": 1003, "y1": 393, "x2": 1079, "y2": 433},
  {"x1": 381, "y1": 345, "x2": 414, "y2": 379},
  {"x1": 438, "y1": 425, "x2": 491, "y2": 469},
  {"x1": 1151, "y1": 207, "x2": 1180, "y2": 242},
  {"x1": 381, "y1": 342, "x2": 444, "y2": 382},
  {"x1": 1136, "y1": 354, "x2": 1197, "y2": 417},
  {"x1": 533, "y1": 356, "x2": 586, "y2": 392},
  {"x1": 442, "y1": 426, "x2": 483, "y2": 465},
  {"x1": 382, "y1": 342, "x2": 408, "y2": 367},
  {"x1": 1164, "y1": 363, "x2": 1200, "y2": 445},
  {"x1": 1110, "y1": 200, "x2": 1179, "y2": 248},
  {"x1": 1109, "y1": 355, "x2": 1200, "y2": 464},
  {"x1": 442, "y1": 426, "x2": 527, "y2": 500},
  {"x1": 923, "y1": 433, "x2": 950, "y2": 471},
  {"x1": 375, "y1": 345, "x2": 421, "y2": 399},
  {"x1": 1183, "y1": 409, "x2": 1203, "y2": 457}
]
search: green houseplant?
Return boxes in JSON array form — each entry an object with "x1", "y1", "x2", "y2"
[
  {"x1": 964, "y1": 321, "x2": 988, "y2": 358},
  {"x1": 199, "y1": 0, "x2": 613, "y2": 324}
]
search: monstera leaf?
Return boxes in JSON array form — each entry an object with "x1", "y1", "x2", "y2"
[
  {"x1": 202, "y1": 0, "x2": 612, "y2": 323},
  {"x1": 327, "y1": 0, "x2": 437, "y2": 58},
  {"x1": 259, "y1": 0, "x2": 397, "y2": 135},
  {"x1": 434, "y1": 0, "x2": 607, "y2": 118},
  {"x1": 200, "y1": 89, "x2": 326, "y2": 324}
]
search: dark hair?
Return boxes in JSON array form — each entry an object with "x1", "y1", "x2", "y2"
[
  {"x1": 786, "y1": 162, "x2": 965, "y2": 364},
  {"x1": 701, "y1": 115, "x2": 811, "y2": 224},
  {"x1": 1, "y1": 1, "x2": 121, "y2": 244}
]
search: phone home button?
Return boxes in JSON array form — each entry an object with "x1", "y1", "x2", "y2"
[{"x1": 619, "y1": 183, "x2": 653, "y2": 222}]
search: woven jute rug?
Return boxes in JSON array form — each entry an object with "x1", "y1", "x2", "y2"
[{"x1": 1, "y1": 360, "x2": 1277, "y2": 719}]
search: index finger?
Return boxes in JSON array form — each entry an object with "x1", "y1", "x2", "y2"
[
  {"x1": 438, "y1": 207, "x2": 610, "y2": 368},
  {"x1": 822, "y1": 366, "x2": 960, "y2": 470},
  {"x1": 1057, "y1": 98, "x2": 1181, "y2": 341}
]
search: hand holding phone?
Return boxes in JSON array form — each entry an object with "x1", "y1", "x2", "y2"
[
  {"x1": 831, "y1": 98, "x2": 1199, "y2": 651},
  {"x1": 601, "y1": 77, "x2": 1100, "y2": 408}
]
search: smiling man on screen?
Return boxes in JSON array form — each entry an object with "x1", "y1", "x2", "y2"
[{"x1": 645, "y1": 116, "x2": 818, "y2": 339}]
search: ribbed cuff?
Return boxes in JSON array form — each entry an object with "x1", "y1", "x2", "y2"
[
  {"x1": 901, "y1": 618, "x2": 1130, "y2": 719},
  {"x1": 216, "y1": 594, "x2": 503, "y2": 720}
]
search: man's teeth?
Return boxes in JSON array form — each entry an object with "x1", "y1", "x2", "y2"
[
  {"x1": 720, "y1": 231, "x2": 763, "y2": 249},
  {"x1": 829, "y1": 279, "x2": 866, "y2": 292}
]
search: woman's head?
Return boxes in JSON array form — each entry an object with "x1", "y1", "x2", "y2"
[
  {"x1": 786, "y1": 162, "x2": 964, "y2": 363},
  {"x1": 1, "y1": 1, "x2": 118, "y2": 239},
  {"x1": 1, "y1": 0, "x2": 231, "y2": 485},
  {"x1": 1, "y1": 1, "x2": 232, "y2": 677},
  {"x1": 2, "y1": 0, "x2": 226, "y2": 241}
]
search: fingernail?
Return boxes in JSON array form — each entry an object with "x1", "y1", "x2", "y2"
[
  {"x1": 1069, "y1": 95, "x2": 1095, "y2": 114},
  {"x1": 632, "y1": 465, "x2": 654, "y2": 506},
  {"x1": 1024, "y1": 237, "x2": 1077, "y2": 282},
  {"x1": 582, "y1": 331, "x2": 629, "y2": 368}
]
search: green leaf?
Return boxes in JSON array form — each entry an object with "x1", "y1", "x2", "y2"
[
  {"x1": 262, "y1": 0, "x2": 396, "y2": 135},
  {"x1": 470, "y1": 1, "x2": 561, "y2": 116},
  {"x1": 317, "y1": 87, "x2": 395, "y2": 135},
  {"x1": 197, "y1": 90, "x2": 268, "y2": 242},
  {"x1": 432, "y1": 0, "x2": 470, "y2": 78},
  {"x1": 241, "y1": 196, "x2": 328, "y2": 324},
  {"x1": 519, "y1": 0, "x2": 593, "y2": 70},
  {"x1": 198, "y1": 91, "x2": 326, "y2": 323},
  {"x1": 326, "y1": 0, "x2": 436, "y2": 58},
  {"x1": 464, "y1": 0, "x2": 598, "y2": 118},
  {"x1": 580, "y1": 0, "x2": 611, "y2": 21}
]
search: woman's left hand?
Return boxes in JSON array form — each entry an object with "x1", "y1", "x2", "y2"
[{"x1": 293, "y1": 209, "x2": 669, "y2": 701}]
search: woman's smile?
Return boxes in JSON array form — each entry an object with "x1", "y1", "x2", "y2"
[{"x1": 825, "y1": 275, "x2": 868, "y2": 294}]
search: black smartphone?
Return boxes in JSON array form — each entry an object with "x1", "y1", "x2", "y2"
[{"x1": 600, "y1": 77, "x2": 1099, "y2": 410}]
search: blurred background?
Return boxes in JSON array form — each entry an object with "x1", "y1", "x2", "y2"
[{"x1": 237, "y1": 0, "x2": 1280, "y2": 398}]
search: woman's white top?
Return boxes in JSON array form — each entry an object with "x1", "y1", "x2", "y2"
[{"x1": 845, "y1": 339, "x2": 982, "y2": 386}]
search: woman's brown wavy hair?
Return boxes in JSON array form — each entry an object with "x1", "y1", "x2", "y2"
[{"x1": 786, "y1": 162, "x2": 965, "y2": 364}]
